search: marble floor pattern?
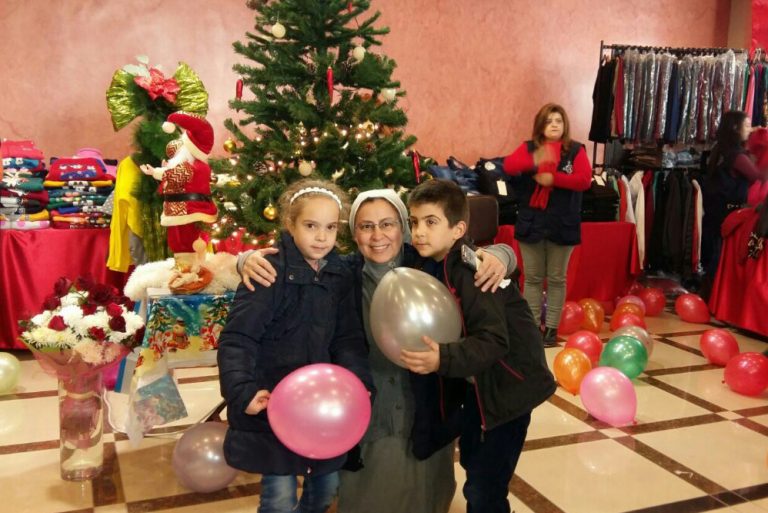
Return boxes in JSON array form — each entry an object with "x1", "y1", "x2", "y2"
[{"x1": 1, "y1": 310, "x2": 767, "y2": 513}]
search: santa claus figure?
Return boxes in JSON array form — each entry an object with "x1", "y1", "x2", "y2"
[{"x1": 140, "y1": 112, "x2": 218, "y2": 293}]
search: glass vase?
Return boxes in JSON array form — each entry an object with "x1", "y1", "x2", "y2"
[{"x1": 58, "y1": 372, "x2": 104, "y2": 481}]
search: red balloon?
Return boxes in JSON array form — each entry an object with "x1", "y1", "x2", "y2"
[
  {"x1": 724, "y1": 352, "x2": 768, "y2": 396},
  {"x1": 565, "y1": 330, "x2": 603, "y2": 366},
  {"x1": 610, "y1": 312, "x2": 646, "y2": 331},
  {"x1": 700, "y1": 329, "x2": 740, "y2": 366},
  {"x1": 674, "y1": 294, "x2": 710, "y2": 323},
  {"x1": 639, "y1": 288, "x2": 666, "y2": 317},
  {"x1": 617, "y1": 295, "x2": 646, "y2": 315},
  {"x1": 626, "y1": 282, "x2": 645, "y2": 295},
  {"x1": 558, "y1": 301, "x2": 584, "y2": 335}
]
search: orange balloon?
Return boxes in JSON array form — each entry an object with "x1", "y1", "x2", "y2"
[
  {"x1": 578, "y1": 298, "x2": 605, "y2": 333},
  {"x1": 614, "y1": 302, "x2": 645, "y2": 319},
  {"x1": 553, "y1": 348, "x2": 592, "y2": 395}
]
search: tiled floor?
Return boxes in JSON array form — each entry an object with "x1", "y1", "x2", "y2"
[{"x1": 1, "y1": 311, "x2": 767, "y2": 513}]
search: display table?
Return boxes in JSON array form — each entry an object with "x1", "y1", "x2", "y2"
[
  {"x1": 709, "y1": 208, "x2": 768, "y2": 337},
  {"x1": 494, "y1": 222, "x2": 641, "y2": 302},
  {"x1": 0, "y1": 228, "x2": 127, "y2": 349}
]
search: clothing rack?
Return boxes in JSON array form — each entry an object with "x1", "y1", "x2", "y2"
[{"x1": 591, "y1": 40, "x2": 753, "y2": 167}]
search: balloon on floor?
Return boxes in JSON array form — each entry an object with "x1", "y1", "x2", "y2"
[
  {"x1": 553, "y1": 348, "x2": 592, "y2": 394},
  {"x1": 579, "y1": 298, "x2": 605, "y2": 333},
  {"x1": 724, "y1": 352, "x2": 768, "y2": 396},
  {"x1": 613, "y1": 325, "x2": 654, "y2": 357},
  {"x1": 369, "y1": 267, "x2": 462, "y2": 366},
  {"x1": 610, "y1": 312, "x2": 646, "y2": 331},
  {"x1": 599, "y1": 335, "x2": 648, "y2": 379},
  {"x1": 565, "y1": 330, "x2": 603, "y2": 366},
  {"x1": 172, "y1": 422, "x2": 238, "y2": 493},
  {"x1": 616, "y1": 295, "x2": 646, "y2": 315},
  {"x1": 268, "y1": 363, "x2": 371, "y2": 459},
  {"x1": 558, "y1": 301, "x2": 584, "y2": 335},
  {"x1": 0, "y1": 353, "x2": 20, "y2": 394},
  {"x1": 674, "y1": 293, "x2": 710, "y2": 323},
  {"x1": 580, "y1": 367, "x2": 637, "y2": 426},
  {"x1": 699, "y1": 329, "x2": 740, "y2": 366},
  {"x1": 639, "y1": 287, "x2": 666, "y2": 316}
]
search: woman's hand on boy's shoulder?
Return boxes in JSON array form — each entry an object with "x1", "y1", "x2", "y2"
[
  {"x1": 242, "y1": 248, "x2": 280, "y2": 291},
  {"x1": 474, "y1": 249, "x2": 506, "y2": 293}
]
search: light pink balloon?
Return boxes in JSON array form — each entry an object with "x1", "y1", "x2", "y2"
[
  {"x1": 616, "y1": 295, "x2": 646, "y2": 315},
  {"x1": 172, "y1": 422, "x2": 238, "y2": 493},
  {"x1": 579, "y1": 367, "x2": 637, "y2": 427},
  {"x1": 268, "y1": 363, "x2": 371, "y2": 459}
]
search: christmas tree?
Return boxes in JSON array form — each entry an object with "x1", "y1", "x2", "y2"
[{"x1": 212, "y1": 0, "x2": 427, "y2": 247}]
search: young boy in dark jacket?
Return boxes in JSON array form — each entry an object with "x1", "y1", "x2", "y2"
[{"x1": 401, "y1": 179, "x2": 556, "y2": 513}]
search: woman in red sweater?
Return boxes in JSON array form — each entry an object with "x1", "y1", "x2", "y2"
[{"x1": 503, "y1": 103, "x2": 592, "y2": 346}]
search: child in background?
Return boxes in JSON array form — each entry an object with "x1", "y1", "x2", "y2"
[
  {"x1": 401, "y1": 179, "x2": 556, "y2": 513},
  {"x1": 217, "y1": 179, "x2": 373, "y2": 513}
]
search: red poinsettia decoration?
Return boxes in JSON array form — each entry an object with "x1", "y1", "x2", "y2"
[{"x1": 134, "y1": 68, "x2": 180, "y2": 103}]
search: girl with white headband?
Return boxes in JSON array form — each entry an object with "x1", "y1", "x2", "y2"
[{"x1": 218, "y1": 178, "x2": 373, "y2": 513}]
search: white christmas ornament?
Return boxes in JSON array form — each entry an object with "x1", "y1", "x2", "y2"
[
  {"x1": 298, "y1": 160, "x2": 313, "y2": 176},
  {"x1": 271, "y1": 22, "x2": 286, "y2": 38},
  {"x1": 382, "y1": 88, "x2": 397, "y2": 102},
  {"x1": 352, "y1": 46, "x2": 366, "y2": 62}
]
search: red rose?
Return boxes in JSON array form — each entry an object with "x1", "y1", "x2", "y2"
[
  {"x1": 90, "y1": 284, "x2": 113, "y2": 306},
  {"x1": 133, "y1": 326, "x2": 146, "y2": 346},
  {"x1": 81, "y1": 303, "x2": 98, "y2": 315},
  {"x1": 48, "y1": 315, "x2": 67, "y2": 331},
  {"x1": 53, "y1": 277, "x2": 73, "y2": 298},
  {"x1": 108, "y1": 315, "x2": 126, "y2": 333},
  {"x1": 106, "y1": 303, "x2": 123, "y2": 317},
  {"x1": 43, "y1": 295, "x2": 61, "y2": 311},
  {"x1": 76, "y1": 275, "x2": 95, "y2": 292},
  {"x1": 88, "y1": 327, "x2": 107, "y2": 341}
]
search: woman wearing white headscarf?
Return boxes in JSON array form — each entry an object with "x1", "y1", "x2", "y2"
[{"x1": 238, "y1": 189, "x2": 515, "y2": 513}]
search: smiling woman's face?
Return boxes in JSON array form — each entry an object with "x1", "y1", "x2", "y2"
[{"x1": 353, "y1": 199, "x2": 404, "y2": 264}]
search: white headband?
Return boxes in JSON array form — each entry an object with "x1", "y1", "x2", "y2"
[{"x1": 289, "y1": 187, "x2": 343, "y2": 210}]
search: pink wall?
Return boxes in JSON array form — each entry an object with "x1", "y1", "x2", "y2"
[{"x1": 0, "y1": 0, "x2": 730, "y2": 167}]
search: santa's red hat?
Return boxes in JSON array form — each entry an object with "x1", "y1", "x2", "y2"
[{"x1": 162, "y1": 112, "x2": 213, "y2": 160}]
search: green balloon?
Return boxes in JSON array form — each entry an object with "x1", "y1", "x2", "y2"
[{"x1": 598, "y1": 335, "x2": 648, "y2": 380}]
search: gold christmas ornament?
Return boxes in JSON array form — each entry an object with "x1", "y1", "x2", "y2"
[
  {"x1": 352, "y1": 45, "x2": 366, "y2": 63},
  {"x1": 263, "y1": 202, "x2": 278, "y2": 221},
  {"x1": 271, "y1": 22, "x2": 286, "y2": 39},
  {"x1": 223, "y1": 139, "x2": 236, "y2": 153},
  {"x1": 298, "y1": 160, "x2": 313, "y2": 176}
]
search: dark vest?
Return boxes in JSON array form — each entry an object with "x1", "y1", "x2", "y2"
[{"x1": 513, "y1": 141, "x2": 585, "y2": 245}]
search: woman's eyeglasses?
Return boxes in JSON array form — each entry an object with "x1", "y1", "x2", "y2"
[{"x1": 355, "y1": 218, "x2": 401, "y2": 234}]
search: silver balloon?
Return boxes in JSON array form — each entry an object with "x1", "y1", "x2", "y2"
[
  {"x1": 172, "y1": 422, "x2": 238, "y2": 493},
  {"x1": 0, "y1": 352, "x2": 20, "y2": 394},
  {"x1": 613, "y1": 325, "x2": 654, "y2": 357},
  {"x1": 369, "y1": 267, "x2": 462, "y2": 367}
]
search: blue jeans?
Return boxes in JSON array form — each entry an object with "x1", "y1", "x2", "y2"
[
  {"x1": 459, "y1": 391, "x2": 531, "y2": 513},
  {"x1": 259, "y1": 472, "x2": 339, "y2": 513}
]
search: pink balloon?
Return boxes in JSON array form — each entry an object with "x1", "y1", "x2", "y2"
[
  {"x1": 268, "y1": 364, "x2": 371, "y2": 459},
  {"x1": 699, "y1": 329, "x2": 740, "y2": 366},
  {"x1": 579, "y1": 367, "x2": 637, "y2": 427},
  {"x1": 617, "y1": 295, "x2": 646, "y2": 315},
  {"x1": 172, "y1": 423, "x2": 238, "y2": 493}
]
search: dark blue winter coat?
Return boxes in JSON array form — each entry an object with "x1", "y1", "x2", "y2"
[{"x1": 217, "y1": 232, "x2": 373, "y2": 476}]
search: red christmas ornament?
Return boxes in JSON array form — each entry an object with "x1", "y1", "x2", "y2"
[
  {"x1": 348, "y1": 2, "x2": 353, "y2": 13},
  {"x1": 236, "y1": 79, "x2": 243, "y2": 100},
  {"x1": 410, "y1": 150, "x2": 421, "y2": 183},
  {"x1": 327, "y1": 67, "x2": 334, "y2": 101}
]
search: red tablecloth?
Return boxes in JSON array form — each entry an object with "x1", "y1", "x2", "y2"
[
  {"x1": 709, "y1": 208, "x2": 768, "y2": 337},
  {"x1": 0, "y1": 229, "x2": 127, "y2": 349},
  {"x1": 494, "y1": 222, "x2": 641, "y2": 302}
]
